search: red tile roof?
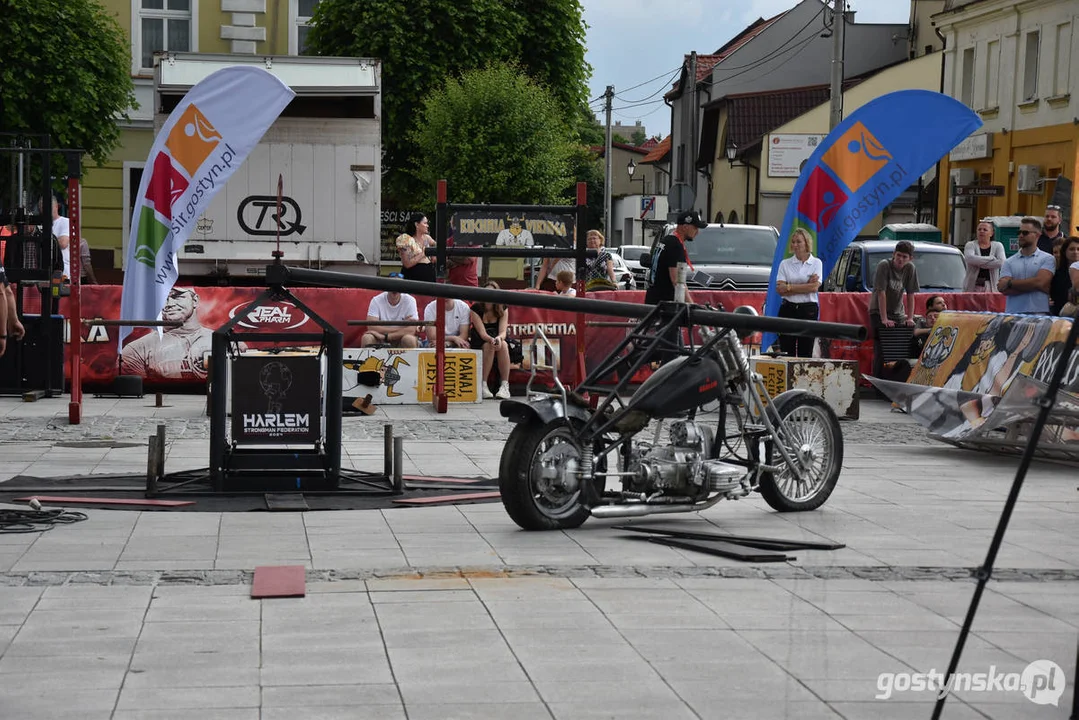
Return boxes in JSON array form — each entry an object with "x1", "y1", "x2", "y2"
[
  {"x1": 722, "y1": 76, "x2": 868, "y2": 154},
  {"x1": 640, "y1": 136, "x2": 670, "y2": 164}
]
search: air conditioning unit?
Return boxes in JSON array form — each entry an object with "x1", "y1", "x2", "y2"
[{"x1": 1017, "y1": 165, "x2": 1042, "y2": 194}]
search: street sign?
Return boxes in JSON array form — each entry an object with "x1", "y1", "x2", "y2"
[
  {"x1": 954, "y1": 185, "x2": 1005, "y2": 197},
  {"x1": 667, "y1": 183, "x2": 695, "y2": 213},
  {"x1": 640, "y1": 196, "x2": 656, "y2": 220}
]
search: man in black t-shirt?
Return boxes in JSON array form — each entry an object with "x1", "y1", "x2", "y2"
[{"x1": 644, "y1": 210, "x2": 707, "y2": 304}]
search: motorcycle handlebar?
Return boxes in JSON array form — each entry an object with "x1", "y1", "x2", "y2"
[{"x1": 270, "y1": 265, "x2": 867, "y2": 342}]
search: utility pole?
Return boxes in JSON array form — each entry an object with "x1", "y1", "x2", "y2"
[
  {"x1": 829, "y1": 0, "x2": 846, "y2": 130},
  {"x1": 688, "y1": 52, "x2": 697, "y2": 212},
  {"x1": 603, "y1": 85, "x2": 614, "y2": 236}
]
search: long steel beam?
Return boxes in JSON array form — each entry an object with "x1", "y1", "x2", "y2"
[{"x1": 268, "y1": 264, "x2": 867, "y2": 341}]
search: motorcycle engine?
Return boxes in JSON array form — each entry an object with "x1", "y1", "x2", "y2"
[
  {"x1": 634, "y1": 421, "x2": 713, "y2": 492},
  {"x1": 629, "y1": 421, "x2": 747, "y2": 495}
]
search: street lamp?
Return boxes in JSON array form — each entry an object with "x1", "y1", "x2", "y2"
[
  {"x1": 726, "y1": 139, "x2": 738, "y2": 165},
  {"x1": 627, "y1": 158, "x2": 646, "y2": 193}
]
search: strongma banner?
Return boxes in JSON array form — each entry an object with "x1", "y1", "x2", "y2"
[
  {"x1": 760, "y1": 90, "x2": 982, "y2": 351},
  {"x1": 119, "y1": 66, "x2": 295, "y2": 348}
]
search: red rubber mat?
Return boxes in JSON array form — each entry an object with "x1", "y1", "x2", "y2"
[
  {"x1": 251, "y1": 565, "x2": 306, "y2": 598},
  {"x1": 15, "y1": 496, "x2": 195, "y2": 508},
  {"x1": 392, "y1": 491, "x2": 501, "y2": 505}
]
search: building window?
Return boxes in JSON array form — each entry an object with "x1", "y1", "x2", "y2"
[
  {"x1": 960, "y1": 47, "x2": 975, "y2": 107},
  {"x1": 1023, "y1": 30, "x2": 1040, "y2": 101},
  {"x1": 136, "y1": 0, "x2": 192, "y2": 73},
  {"x1": 291, "y1": 0, "x2": 321, "y2": 55},
  {"x1": 985, "y1": 40, "x2": 999, "y2": 107},
  {"x1": 1054, "y1": 22, "x2": 1072, "y2": 96}
]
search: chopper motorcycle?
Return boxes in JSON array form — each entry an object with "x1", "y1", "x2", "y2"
[{"x1": 497, "y1": 301, "x2": 866, "y2": 531}]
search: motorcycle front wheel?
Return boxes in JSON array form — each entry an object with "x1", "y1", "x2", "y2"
[
  {"x1": 499, "y1": 419, "x2": 592, "y2": 531},
  {"x1": 759, "y1": 393, "x2": 843, "y2": 512}
]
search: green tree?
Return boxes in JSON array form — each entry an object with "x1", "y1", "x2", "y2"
[
  {"x1": 631, "y1": 128, "x2": 647, "y2": 146},
  {"x1": 411, "y1": 63, "x2": 573, "y2": 204},
  {"x1": 307, "y1": 0, "x2": 590, "y2": 204},
  {"x1": 0, "y1": 0, "x2": 135, "y2": 166}
]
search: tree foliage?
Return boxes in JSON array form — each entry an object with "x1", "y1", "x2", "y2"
[
  {"x1": 411, "y1": 63, "x2": 574, "y2": 205},
  {"x1": 307, "y1": 0, "x2": 590, "y2": 204},
  {"x1": 0, "y1": 0, "x2": 136, "y2": 166}
]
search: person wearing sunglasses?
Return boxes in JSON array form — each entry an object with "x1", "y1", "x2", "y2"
[
  {"x1": 998, "y1": 217, "x2": 1055, "y2": 315},
  {"x1": 1037, "y1": 205, "x2": 1066, "y2": 255}
]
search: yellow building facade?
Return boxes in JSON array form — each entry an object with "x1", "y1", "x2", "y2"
[
  {"x1": 87, "y1": 0, "x2": 318, "y2": 273},
  {"x1": 934, "y1": 0, "x2": 1079, "y2": 244}
]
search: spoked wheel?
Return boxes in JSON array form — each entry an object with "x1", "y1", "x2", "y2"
[
  {"x1": 499, "y1": 419, "x2": 592, "y2": 531},
  {"x1": 759, "y1": 393, "x2": 843, "y2": 512}
]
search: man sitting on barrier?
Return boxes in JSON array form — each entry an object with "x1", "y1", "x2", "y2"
[
  {"x1": 361, "y1": 274, "x2": 419, "y2": 348},
  {"x1": 422, "y1": 298, "x2": 471, "y2": 348}
]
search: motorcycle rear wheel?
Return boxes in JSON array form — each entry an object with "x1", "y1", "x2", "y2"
[
  {"x1": 759, "y1": 393, "x2": 842, "y2": 512},
  {"x1": 499, "y1": 419, "x2": 592, "y2": 531}
]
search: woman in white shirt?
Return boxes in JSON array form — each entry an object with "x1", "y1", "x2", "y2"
[
  {"x1": 775, "y1": 228, "x2": 823, "y2": 357},
  {"x1": 963, "y1": 220, "x2": 1006, "y2": 292}
]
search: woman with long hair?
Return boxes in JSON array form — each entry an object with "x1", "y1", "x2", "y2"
[
  {"x1": 396, "y1": 212, "x2": 436, "y2": 283},
  {"x1": 469, "y1": 281, "x2": 512, "y2": 399},
  {"x1": 1050, "y1": 236, "x2": 1079, "y2": 316}
]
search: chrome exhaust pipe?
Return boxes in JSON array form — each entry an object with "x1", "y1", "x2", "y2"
[{"x1": 589, "y1": 495, "x2": 725, "y2": 519}]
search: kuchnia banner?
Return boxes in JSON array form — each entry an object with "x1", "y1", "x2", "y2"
[{"x1": 451, "y1": 211, "x2": 576, "y2": 248}]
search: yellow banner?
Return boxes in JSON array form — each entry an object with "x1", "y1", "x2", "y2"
[{"x1": 909, "y1": 311, "x2": 1077, "y2": 394}]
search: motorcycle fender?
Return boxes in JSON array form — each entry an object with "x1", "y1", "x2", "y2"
[
  {"x1": 769, "y1": 389, "x2": 811, "y2": 410},
  {"x1": 499, "y1": 397, "x2": 591, "y2": 427}
]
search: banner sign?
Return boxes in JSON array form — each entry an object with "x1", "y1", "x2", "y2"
[
  {"x1": 907, "y1": 311, "x2": 1079, "y2": 394},
  {"x1": 119, "y1": 66, "x2": 295, "y2": 349},
  {"x1": 27, "y1": 286, "x2": 1011, "y2": 392},
  {"x1": 761, "y1": 90, "x2": 983, "y2": 351},
  {"x1": 231, "y1": 354, "x2": 321, "y2": 444},
  {"x1": 451, "y1": 211, "x2": 576, "y2": 248},
  {"x1": 342, "y1": 348, "x2": 482, "y2": 405}
]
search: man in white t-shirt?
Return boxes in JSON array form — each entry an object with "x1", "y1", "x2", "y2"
[
  {"x1": 361, "y1": 284, "x2": 419, "y2": 348},
  {"x1": 51, "y1": 196, "x2": 70, "y2": 278},
  {"x1": 422, "y1": 298, "x2": 471, "y2": 348}
]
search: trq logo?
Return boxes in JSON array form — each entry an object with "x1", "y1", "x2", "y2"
[{"x1": 229, "y1": 301, "x2": 309, "y2": 330}]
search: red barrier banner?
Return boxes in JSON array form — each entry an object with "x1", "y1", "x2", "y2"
[{"x1": 18, "y1": 285, "x2": 1006, "y2": 389}]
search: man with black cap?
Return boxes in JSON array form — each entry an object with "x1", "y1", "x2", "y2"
[{"x1": 644, "y1": 210, "x2": 707, "y2": 305}]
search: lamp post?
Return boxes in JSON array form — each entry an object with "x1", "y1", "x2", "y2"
[{"x1": 626, "y1": 159, "x2": 647, "y2": 194}]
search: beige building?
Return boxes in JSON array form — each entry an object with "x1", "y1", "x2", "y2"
[
  {"x1": 86, "y1": 0, "x2": 320, "y2": 278},
  {"x1": 934, "y1": 0, "x2": 1079, "y2": 245},
  {"x1": 749, "y1": 53, "x2": 945, "y2": 233}
]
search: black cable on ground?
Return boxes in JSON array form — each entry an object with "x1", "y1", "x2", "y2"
[{"x1": 0, "y1": 509, "x2": 89, "y2": 534}]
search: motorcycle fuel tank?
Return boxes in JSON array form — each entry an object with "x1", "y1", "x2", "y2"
[{"x1": 626, "y1": 356, "x2": 724, "y2": 418}]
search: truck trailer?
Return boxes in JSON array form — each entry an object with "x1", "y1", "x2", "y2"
[{"x1": 137, "y1": 52, "x2": 382, "y2": 282}]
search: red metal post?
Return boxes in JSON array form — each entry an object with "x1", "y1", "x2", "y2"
[
  {"x1": 67, "y1": 177, "x2": 82, "y2": 425},
  {"x1": 433, "y1": 179, "x2": 449, "y2": 413},
  {"x1": 574, "y1": 182, "x2": 588, "y2": 388}
]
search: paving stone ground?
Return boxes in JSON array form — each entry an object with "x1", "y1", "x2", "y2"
[{"x1": 0, "y1": 393, "x2": 1074, "y2": 719}]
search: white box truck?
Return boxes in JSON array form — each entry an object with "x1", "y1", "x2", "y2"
[{"x1": 147, "y1": 52, "x2": 382, "y2": 281}]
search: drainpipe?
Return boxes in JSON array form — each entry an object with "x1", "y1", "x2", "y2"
[{"x1": 934, "y1": 22, "x2": 947, "y2": 230}]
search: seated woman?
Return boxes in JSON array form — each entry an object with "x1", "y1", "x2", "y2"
[{"x1": 469, "y1": 282, "x2": 512, "y2": 399}]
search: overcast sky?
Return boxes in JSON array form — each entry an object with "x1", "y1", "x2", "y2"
[{"x1": 582, "y1": 0, "x2": 912, "y2": 135}]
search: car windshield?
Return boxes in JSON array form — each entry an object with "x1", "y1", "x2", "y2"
[
  {"x1": 619, "y1": 246, "x2": 648, "y2": 262},
  {"x1": 867, "y1": 250, "x2": 967, "y2": 290},
  {"x1": 685, "y1": 227, "x2": 777, "y2": 266}
]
